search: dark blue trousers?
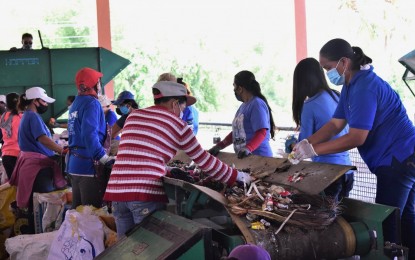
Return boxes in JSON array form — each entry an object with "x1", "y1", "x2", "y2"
[{"x1": 375, "y1": 154, "x2": 415, "y2": 259}]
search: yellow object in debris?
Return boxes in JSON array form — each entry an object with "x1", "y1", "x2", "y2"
[
  {"x1": 288, "y1": 152, "x2": 300, "y2": 165},
  {"x1": 250, "y1": 221, "x2": 265, "y2": 230}
]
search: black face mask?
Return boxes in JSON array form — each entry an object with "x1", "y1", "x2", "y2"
[
  {"x1": 115, "y1": 107, "x2": 122, "y2": 115},
  {"x1": 0, "y1": 106, "x2": 6, "y2": 115},
  {"x1": 234, "y1": 91, "x2": 243, "y2": 102},
  {"x1": 36, "y1": 103, "x2": 48, "y2": 114}
]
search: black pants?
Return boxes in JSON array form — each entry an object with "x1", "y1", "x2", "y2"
[
  {"x1": 2, "y1": 155, "x2": 17, "y2": 180},
  {"x1": 27, "y1": 167, "x2": 55, "y2": 234},
  {"x1": 70, "y1": 174, "x2": 106, "y2": 209}
]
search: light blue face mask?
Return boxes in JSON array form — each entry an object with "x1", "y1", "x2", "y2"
[
  {"x1": 326, "y1": 59, "x2": 345, "y2": 86},
  {"x1": 119, "y1": 105, "x2": 130, "y2": 115}
]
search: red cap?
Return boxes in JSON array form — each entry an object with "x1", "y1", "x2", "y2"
[{"x1": 75, "y1": 67, "x2": 103, "y2": 89}]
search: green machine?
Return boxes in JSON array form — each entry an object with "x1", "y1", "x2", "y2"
[
  {"x1": 0, "y1": 48, "x2": 130, "y2": 120},
  {"x1": 97, "y1": 210, "x2": 213, "y2": 260},
  {"x1": 94, "y1": 160, "x2": 407, "y2": 259},
  {"x1": 144, "y1": 152, "x2": 407, "y2": 260}
]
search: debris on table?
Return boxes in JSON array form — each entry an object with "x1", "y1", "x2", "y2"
[
  {"x1": 166, "y1": 159, "x2": 340, "y2": 231},
  {"x1": 288, "y1": 172, "x2": 308, "y2": 183},
  {"x1": 288, "y1": 153, "x2": 300, "y2": 165}
]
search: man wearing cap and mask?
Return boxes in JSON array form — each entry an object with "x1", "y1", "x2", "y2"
[
  {"x1": 110, "y1": 90, "x2": 139, "y2": 139},
  {"x1": 104, "y1": 81, "x2": 251, "y2": 238},
  {"x1": 67, "y1": 67, "x2": 114, "y2": 209}
]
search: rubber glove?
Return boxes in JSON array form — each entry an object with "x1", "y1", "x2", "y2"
[
  {"x1": 99, "y1": 154, "x2": 116, "y2": 166},
  {"x1": 236, "y1": 171, "x2": 252, "y2": 186},
  {"x1": 237, "y1": 147, "x2": 251, "y2": 159},
  {"x1": 293, "y1": 139, "x2": 318, "y2": 161}
]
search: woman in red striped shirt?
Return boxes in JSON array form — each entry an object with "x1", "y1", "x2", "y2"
[{"x1": 104, "y1": 81, "x2": 251, "y2": 238}]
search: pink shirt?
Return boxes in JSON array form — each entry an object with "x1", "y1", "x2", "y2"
[
  {"x1": 1, "y1": 112, "x2": 22, "y2": 157},
  {"x1": 9, "y1": 151, "x2": 67, "y2": 208}
]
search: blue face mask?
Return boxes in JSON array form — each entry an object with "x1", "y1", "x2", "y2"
[
  {"x1": 119, "y1": 105, "x2": 130, "y2": 115},
  {"x1": 326, "y1": 59, "x2": 345, "y2": 86}
]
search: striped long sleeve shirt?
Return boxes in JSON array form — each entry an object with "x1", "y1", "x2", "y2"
[{"x1": 103, "y1": 105, "x2": 237, "y2": 203}]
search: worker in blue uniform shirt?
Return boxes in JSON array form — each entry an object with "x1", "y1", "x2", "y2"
[
  {"x1": 67, "y1": 67, "x2": 114, "y2": 209},
  {"x1": 288, "y1": 57, "x2": 354, "y2": 202},
  {"x1": 11, "y1": 86, "x2": 67, "y2": 234},
  {"x1": 110, "y1": 90, "x2": 139, "y2": 139},
  {"x1": 209, "y1": 70, "x2": 276, "y2": 158},
  {"x1": 292, "y1": 38, "x2": 415, "y2": 258},
  {"x1": 177, "y1": 77, "x2": 199, "y2": 135}
]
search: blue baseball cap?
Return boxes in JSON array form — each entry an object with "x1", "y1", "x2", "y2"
[{"x1": 112, "y1": 91, "x2": 135, "y2": 105}]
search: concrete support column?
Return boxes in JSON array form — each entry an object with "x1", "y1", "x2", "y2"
[
  {"x1": 294, "y1": 0, "x2": 307, "y2": 63},
  {"x1": 96, "y1": 0, "x2": 114, "y2": 99}
]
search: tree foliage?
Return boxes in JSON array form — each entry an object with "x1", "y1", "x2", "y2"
[{"x1": 111, "y1": 47, "x2": 219, "y2": 112}]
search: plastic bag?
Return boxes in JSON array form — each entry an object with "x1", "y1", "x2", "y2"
[
  {"x1": 33, "y1": 189, "x2": 69, "y2": 233},
  {"x1": 0, "y1": 186, "x2": 16, "y2": 229},
  {"x1": 47, "y1": 207, "x2": 105, "y2": 260},
  {"x1": 5, "y1": 231, "x2": 58, "y2": 260},
  {"x1": 0, "y1": 162, "x2": 7, "y2": 185}
]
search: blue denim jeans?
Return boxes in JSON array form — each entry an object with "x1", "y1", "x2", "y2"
[
  {"x1": 112, "y1": 201, "x2": 166, "y2": 238},
  {"x1": 375, "y1": 154, "x2": 415, "y2": 259}
]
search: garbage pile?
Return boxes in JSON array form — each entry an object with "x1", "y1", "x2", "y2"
[
  {"x1": 226, "y1": 181, "x2": 339, "y2": 230},
  {"x1": 167, "y1": 160, "x2": 226, "y2": 191},
  {"x1": 167, "y1": 160, "x2": 340, "y2": 231}
]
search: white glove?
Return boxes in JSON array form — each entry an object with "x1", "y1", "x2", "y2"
[
  {"x1": 293, "y1": 139, "x2": 318, "y2": 161},
  {"x1": 99, "y1": 154, "x2": 116, "y2": 166},
  {"x1": 236, "y1": 171, "x2": 252, "y2": 185}
]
